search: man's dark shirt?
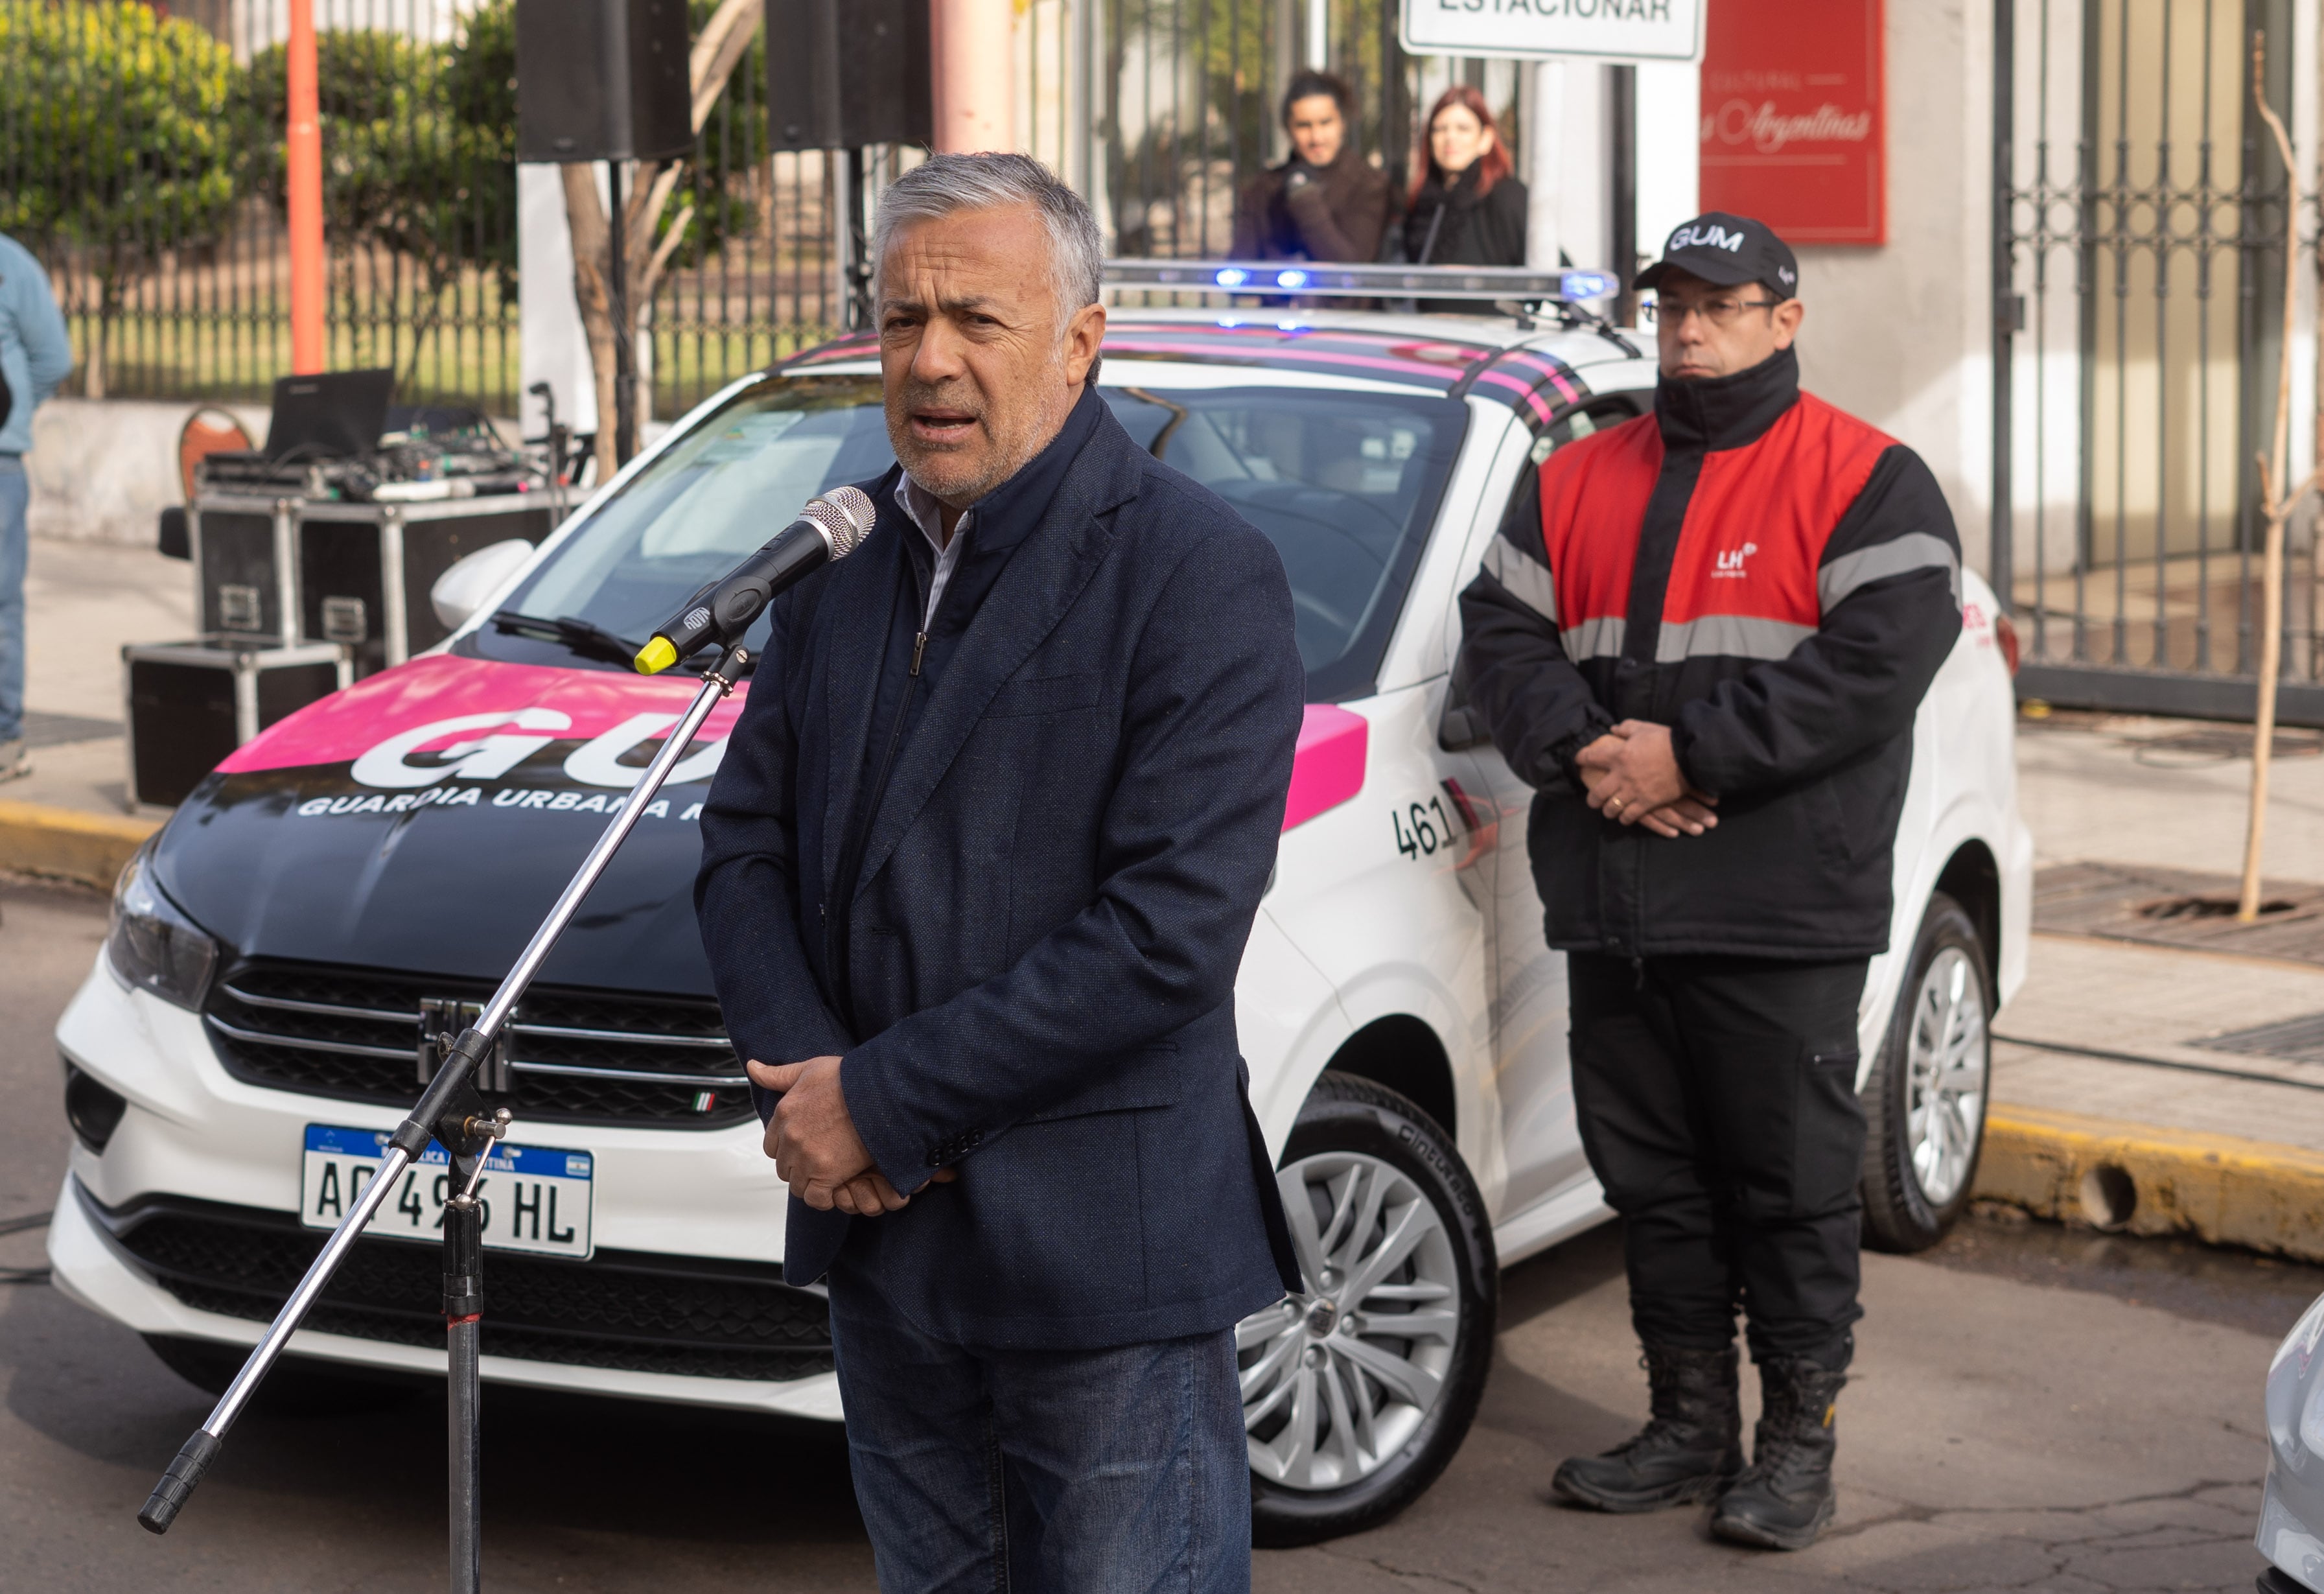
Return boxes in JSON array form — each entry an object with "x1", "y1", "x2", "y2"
[{"x1": 829, "y1": 388, "x2": 1104, "y2": 1024}]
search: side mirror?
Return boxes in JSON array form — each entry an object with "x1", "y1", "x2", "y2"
[
  {"x1": 158, "y1": 506, "x2": 191, "y2": 561},
  {"x1": 430, "y1": 539, "x2": 537, "y2": 632}
]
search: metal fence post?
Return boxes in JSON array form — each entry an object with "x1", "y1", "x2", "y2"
[{"x1": 1993, "y1": 0, "x2": 2017, "y2": 612}]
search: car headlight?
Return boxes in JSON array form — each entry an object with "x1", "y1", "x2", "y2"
[{"x1": 106, "y1": 839, "x2": 218, "y2": 1010}]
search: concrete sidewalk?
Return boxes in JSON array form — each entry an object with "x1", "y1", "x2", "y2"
[
  {"x1": 1980, "y1": 712, "x2": 2324, "y2": 1256},
  {"x1": 0, "y1": 539, "x2": 193, "y2": 882}
]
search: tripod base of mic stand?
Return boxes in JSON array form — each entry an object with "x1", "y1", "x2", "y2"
[{"x1": 134, "y1": 640, "x2": 744, "y2": 1575}]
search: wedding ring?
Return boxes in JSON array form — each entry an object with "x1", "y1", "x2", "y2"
[{"x1": 1607, "y1": 796, "x2": 1625, "y2": 814}]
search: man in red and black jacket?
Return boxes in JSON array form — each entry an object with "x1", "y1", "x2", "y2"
[{"x1": 1459, "y1": 213, "x2": 1961, "y2": 1551}]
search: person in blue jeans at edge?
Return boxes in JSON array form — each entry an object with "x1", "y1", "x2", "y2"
[
  {"x1": 0, "y1": 231, "x2": 73, "y2": 784},
  {"x1": 695, "y1": 153, "x2": 1307, "y2": 1592}
]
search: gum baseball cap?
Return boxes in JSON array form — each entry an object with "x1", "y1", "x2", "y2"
[{"x1": 1633, "y1": 211, "x2": 1800, "y2": 298}]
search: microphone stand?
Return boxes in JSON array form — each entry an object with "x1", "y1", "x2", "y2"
[{"x1": 137, "y1": 640, "x2": 752, "y2": 1594}]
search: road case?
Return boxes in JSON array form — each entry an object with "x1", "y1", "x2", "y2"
[
  {"x1": 187, "y1": 497, "x2": 301, "y2": 646},
  {"x1": 124, "y1": 639, "x2": 353, "y2": 809},
  {"x1": 293, "y1": 496, "x2": 555, "y2": 674},
  {"x1": 190, "y1": 493, "x2": 556, "y2": 676}
]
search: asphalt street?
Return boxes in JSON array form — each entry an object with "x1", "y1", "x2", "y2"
[{"x1": 0, "y1": 876, "x2": 2297, "y2": 1593}]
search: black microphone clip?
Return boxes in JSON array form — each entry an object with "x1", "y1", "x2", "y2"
[{"x1": 633, "y1": 486, "x2": 877, "y2": 674}]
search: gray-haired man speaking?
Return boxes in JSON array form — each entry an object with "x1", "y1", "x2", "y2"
[{"x1": 696, "y1": 155, "x2": 1307, "y2": 1589}]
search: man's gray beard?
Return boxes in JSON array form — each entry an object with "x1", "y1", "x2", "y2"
[
  {"x1": 890, "y1": 357, "x2": 1071, "y2": 508},
  {"x1": 897, "y1": 442, "x2": 1020, "y2": 508}
]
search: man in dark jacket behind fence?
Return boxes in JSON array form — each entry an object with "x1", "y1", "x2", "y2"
[
  {"x1": 1230, "y1": 69, "x2": 1397, "y2": 266},
  {"x1": 1458, "y1": 212, "x2": 1962, "y2": 1551}
]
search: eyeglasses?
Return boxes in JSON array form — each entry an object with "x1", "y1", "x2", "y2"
[{"x1": 1641, "y1": 295, "x2": 1784, "y2": 328}]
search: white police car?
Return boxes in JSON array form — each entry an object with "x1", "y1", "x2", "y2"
[{"x1": 48, "y1": 280, "x2": 2030, "y2": 1544}]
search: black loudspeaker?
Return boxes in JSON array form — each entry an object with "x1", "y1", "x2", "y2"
[
  {"x1": 768, "y1": 0, "x2": 932, "y2": 150},
  {"x1": 516, "y1": 0, "x2": 693, "y2": 163}
]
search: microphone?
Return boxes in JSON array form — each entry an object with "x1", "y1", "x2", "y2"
[{"x1": 633, "y1": 486, "x2": 879, "y2": 674}]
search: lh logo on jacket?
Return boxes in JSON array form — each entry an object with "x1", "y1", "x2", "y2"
[{"x1": 1713, "y1": 543, "x2": 1760, "y2": 578}]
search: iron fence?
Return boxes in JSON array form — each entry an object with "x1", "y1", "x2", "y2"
[
  {"x1": 1, "y1": 0, "x2": 524, "y2": 408},
  {"x1": 2, "y1": 0, "x2": 1528, "y2": 418},
  {"x1": 1995, "y1": 0, "x2": 2324, "y2": 721}
]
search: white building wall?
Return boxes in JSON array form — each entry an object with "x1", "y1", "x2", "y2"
[
  {"x1": 1633, "y1": 57, "x2": 1701, "y2": 268},
  {"x1": 1791, "y1": 0, "x2": 1995, "y2": 576}
]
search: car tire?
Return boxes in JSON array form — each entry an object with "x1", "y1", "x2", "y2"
[
  {"x1": 142, "y1": 1334, "x2": 418, "y2": 1414},
  {"x1": 1859, "y1": 891, "x2": 1994, "y2": 1254},
  {"x1": 1244, "y1": 1071, "x2": 1497, "y2": 1547}
]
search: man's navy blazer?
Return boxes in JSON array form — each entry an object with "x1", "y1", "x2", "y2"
[{"x1": 695, "y1": 400, "x2": 1308, "y2": 1350}]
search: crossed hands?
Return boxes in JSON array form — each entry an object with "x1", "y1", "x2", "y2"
[
  {"x1": 745, "y1": 1055, "x2": 956, "y2": 1217},
  {"x1": 1577, "y1": 721, "x2": 1719, "y2": 838}
]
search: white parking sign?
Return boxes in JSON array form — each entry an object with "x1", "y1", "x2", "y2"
[{"x1": 1399, "y1": 0, "x2": 1704, "y2": 64}]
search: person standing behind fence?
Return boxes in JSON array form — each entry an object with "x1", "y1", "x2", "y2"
[
  {"x1": 1402, "y1": 86, "x2": 1529, "y2": 312},
  {"x1": 1231, "y1": 70, "x2": 1397, "y2": 266},
  {"x1": 0, "y1": 231, "x2": 73, "y2": 785}
]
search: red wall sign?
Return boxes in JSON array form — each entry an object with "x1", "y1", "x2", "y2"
[{"x1": 1699, "y1": 0, "x2": 1885, "y2": 246}]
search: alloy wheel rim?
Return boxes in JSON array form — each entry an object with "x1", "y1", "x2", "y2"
[
  {"x1": 1238, "y1": 1150, "x2": 1461, "y2": 1492},
  {"x1": 1903, "y1": 944, "x2": 1989, "y2": 1206}
]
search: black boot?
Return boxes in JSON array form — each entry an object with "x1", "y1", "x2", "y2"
[
  {"x1": 1551, "y1": 1343, "x2": 1743, "y2": 1512},
  {"x1": 1711, "y1": 1354, "x2": 1848, "y2": 1549}
]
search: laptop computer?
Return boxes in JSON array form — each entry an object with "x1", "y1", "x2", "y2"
[{"x1": 264, "y1": 368, "x2": 396, "y2": 463}]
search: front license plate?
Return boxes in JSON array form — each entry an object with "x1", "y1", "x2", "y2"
[{"x1": 299, "y1": 1124, "x2": 595, "y2": 1260}]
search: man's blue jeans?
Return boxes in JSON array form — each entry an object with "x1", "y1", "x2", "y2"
[
  {"x1": 830, "y1": 1291, "x2": 1251, "y2": 1593},
  {"x1": 0, "y1": 456, "x2": 26, "y2": 745}
]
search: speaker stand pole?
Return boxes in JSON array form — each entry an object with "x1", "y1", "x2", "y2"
[
  {"x1": 843, "y1": 147, "x2": 872, "y2": 332},
  {"x1": 607, "y1": 158, "x2": 637, "y2": 465}
]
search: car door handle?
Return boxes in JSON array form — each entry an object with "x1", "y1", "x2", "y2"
[{"x1": 1438, "y1": 701, "x2": 1490, "y2": 752}]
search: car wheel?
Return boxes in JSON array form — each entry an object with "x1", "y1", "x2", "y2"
[
  {"x1": 1859, "y1": 891, "x2": 1994, "y2": 1253},
  {"x1": 1242, "y1": 1071, "x2": 1497, "y2": 1547},
  {"x1": 142, "y1": 1334, "x2": 417, "y2": 1414}
]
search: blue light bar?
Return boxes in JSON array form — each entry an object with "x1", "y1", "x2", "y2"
[{"x1": 1106, "y1": 259, "x2": 1616, "y2": 303}]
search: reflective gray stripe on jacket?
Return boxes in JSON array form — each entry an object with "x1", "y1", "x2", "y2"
[
  {"x1": 1819, "y1": 532, "x2": 1959, "y2": 615},
  {"x1": 1481, "y1": 535, "x2": 1558, "y2": 622},
  {"x1": 1655, "y1": 615, "x2": 1818, "y2": 663}
]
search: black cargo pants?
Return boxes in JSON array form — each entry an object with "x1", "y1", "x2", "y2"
[{"x1": 1568, "y1": 952, "x2": 1868, "y2": 1365}]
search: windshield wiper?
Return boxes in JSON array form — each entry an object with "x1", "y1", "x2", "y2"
[{"x1": 490, "y1": 610, "x2": 645, "y2": 668}]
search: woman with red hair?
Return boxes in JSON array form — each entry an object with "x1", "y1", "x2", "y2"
[{"x1": 1402, "y1": 86, "x2": 1529, "y2": 312}]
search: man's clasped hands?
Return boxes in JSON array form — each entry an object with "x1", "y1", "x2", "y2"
[
  {"x1": 742, "y1": 1054, "x2": 956, "y2": 1217},
  {"x1": 1575, "y1": 720, "x2": 1719, "y2": 838}
]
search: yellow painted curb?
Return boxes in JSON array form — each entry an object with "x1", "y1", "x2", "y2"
[
  {"x1": 1976, "y1": 1102, "x2": 2324, "y2": 1261},
  {"x1": 0, "y1": 799, "x2": 158, "y2": 890}
]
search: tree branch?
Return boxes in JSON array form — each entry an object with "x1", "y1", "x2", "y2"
[
  {"x1": 638, "y1": 204, "x2": 698, "y2": 306},
  {"x1": 690, "y1": 0, "x2": 763, "y2": 135}
]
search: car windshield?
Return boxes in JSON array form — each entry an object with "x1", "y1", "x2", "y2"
[{"x1": 469, "y1": 369, "x2": 1466, "y2": 701}]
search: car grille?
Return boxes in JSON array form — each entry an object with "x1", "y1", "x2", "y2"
[
  {"x1": 99, "y1": 1194, "x2": 833, "y2": 1383},
  {"x1": 203, "y1": 960, "x2": 754, "y2": 1128}
]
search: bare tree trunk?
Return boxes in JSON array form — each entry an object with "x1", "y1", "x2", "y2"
[
  {"x1": 2242, "y1": 34, "x2": 2316, "y2": 920},
  {"x1": 561, "y1": 164, "x2": 621, "y2": 486}
]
